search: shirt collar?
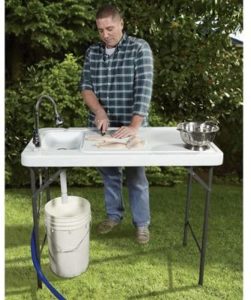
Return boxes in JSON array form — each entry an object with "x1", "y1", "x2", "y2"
[
  {"x1": 116, "y1": 32, "x2": 127, "y2": 50},
  {"x1": 99, "y1": 32, "x2": 127, "y2": 53}
]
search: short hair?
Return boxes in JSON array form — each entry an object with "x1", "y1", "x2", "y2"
[{"x1": 96, "y1": 4, "x2": 122, "y2": 20}]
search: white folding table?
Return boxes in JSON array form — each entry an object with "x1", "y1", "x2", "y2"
[{"x1": 21, "y1": 127, "x2": 223, "y2": 289}]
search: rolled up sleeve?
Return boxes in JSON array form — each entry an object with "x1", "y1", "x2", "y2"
[
  {"x1": 79, "y1": 48, "x2": 93, "y2": 92},
  {"x1": 133, "y1": 42, "x2": 153, "y2": 116}
]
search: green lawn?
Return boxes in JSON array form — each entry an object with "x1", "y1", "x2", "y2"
[{"x1": 5, "y1": 183, "x2": 242, "y2": 299}]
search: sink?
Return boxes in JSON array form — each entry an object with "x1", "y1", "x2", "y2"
[
  {"x1": 41, "y1": 130, "x2": 84, "y2": 150},
  {"x1": 21, "y1": 128, "x2": 87, "y2": 167}
]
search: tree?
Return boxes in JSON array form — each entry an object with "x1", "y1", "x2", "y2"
[
  {"x1": 5, "y1": 0, "x2": 243, "y2": 185},
  {"x1": 5, "y1": 0, "x2": 96, "y2": 81}
]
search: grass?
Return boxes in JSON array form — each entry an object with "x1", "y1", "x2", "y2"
[{"x1": 5, "y1": 183, "x2": 242, "y2": 299}]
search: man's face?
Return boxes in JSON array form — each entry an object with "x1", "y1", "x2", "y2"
[{"x1": 96, "y1": 16, "x2": 124, "y2": 48}]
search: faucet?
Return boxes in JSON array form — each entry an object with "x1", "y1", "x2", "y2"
[{"x1": 33, "y1": 95, "x2": 64, "y2": 147}]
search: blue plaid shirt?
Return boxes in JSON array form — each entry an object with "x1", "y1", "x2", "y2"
[{"x1": 80, "y1": 33, "x2": 153, "y2": 127}]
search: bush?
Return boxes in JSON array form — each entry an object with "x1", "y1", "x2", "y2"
[
  {"x1": 5, "y1": 1, "x2": 243, "y2": 185},
  {"x1": 5, "y1": 54, "x2": 89, "y2": 186},
  {"x1": 132, "y1": 2, "x2": 243, "y2": 177}
]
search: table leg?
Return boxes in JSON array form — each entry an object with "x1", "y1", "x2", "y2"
[
  {"x1": 182, "y1": 167, "x2": 214, "y2": 285},
  {"x1": 183, "y1": 167, "x2": 193, "y2": 246},
  {"x1": 198, "y1": 167, "x2": 213, "y2": 285},
  {"x1": 29, "y1": 167, "x2": 65, "y2": 289},
  {"x1": 45, "y1": 168, "x2": 51, "y2": 202},
  {"x1": 30, "y1": 168, "x2": 42, "y2": 289}
]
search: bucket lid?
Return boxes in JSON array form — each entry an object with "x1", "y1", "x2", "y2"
[{"x1": 45, "y1": 196, "x2": 90, "y2": 219}]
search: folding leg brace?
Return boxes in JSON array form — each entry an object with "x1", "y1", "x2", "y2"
[{"x1": 183, "y1": 166, "x2": 214, "y2": 285}]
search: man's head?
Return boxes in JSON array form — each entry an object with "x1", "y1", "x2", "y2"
[{"x1": 96, "y1": 4, "x2": 124, "y2": 48}]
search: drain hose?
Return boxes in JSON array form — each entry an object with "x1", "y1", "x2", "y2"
[{"x1": 31, "y1": 228, "x2": 66, "y2": 300}]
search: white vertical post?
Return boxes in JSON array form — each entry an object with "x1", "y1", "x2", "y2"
[{"x1": 60, "y1": 170, "x2": 68, "y2": 203}]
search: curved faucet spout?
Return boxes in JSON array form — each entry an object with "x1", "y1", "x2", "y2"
[
  {"x1": 35, "y1": 95, "x2": 63, "y2": 124},
  {"x1": 33, "y1": 95, "x2": 64, "y2": 147}
]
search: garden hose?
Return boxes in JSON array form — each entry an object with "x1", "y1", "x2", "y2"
[{"x1": 30, "y1": 228, "x2": 66, "y2": 300}]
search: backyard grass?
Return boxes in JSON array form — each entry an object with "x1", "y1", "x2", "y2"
[{"x1": 5, "y1": 183, "x2": 242, "y2": 299}]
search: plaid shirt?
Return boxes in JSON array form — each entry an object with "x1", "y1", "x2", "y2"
[{"x1": 80, "y1": 33, "x2": 153, "y2": 127}]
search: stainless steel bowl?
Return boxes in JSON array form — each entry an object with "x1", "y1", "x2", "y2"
[{"x1": 177, "y1": 121, "x2": 219, "y2": 151}]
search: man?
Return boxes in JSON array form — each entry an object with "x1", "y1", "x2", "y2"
[{"x1": 80, "y1": 4, "x2": 153, "y2": 244}]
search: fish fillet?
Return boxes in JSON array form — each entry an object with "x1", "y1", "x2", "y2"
[
  {"x1": 126, "y1": 136, "x2": 144, "y2": 149},
  {"x1": 97, "y1": 142, "x2": 127, "y2": 149},
  {"x1": 86, "y1": 133, "x2": 145, "y2": 150}
]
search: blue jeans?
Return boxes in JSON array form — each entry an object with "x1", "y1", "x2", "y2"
[{"x1": 98, "y1": 167, "x2": 150, "y2": 227}]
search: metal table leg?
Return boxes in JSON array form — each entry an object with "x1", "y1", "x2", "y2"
[
  {"x1": 199, "y1": 167, "x2": 213, "y2": 285},
  {"x1": 183, "y1": 167, "x2": 214, "y2": 286},
  {"x1": 30, "y1": 167, "x2": 42, "y2": 289},
  {"x1": 29, "y1": 167, "x2": 64, "y2": 289},
  {"x1": 183, "y1": 167, "x2": 193, "y2": 246},
  {"x1": 45, "y1": 168, "x2": 51, "y2": 203}
]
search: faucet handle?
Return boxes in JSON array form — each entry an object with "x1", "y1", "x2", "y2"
[
  {"x1": 55, "y1": 114, "x2": 64, "y2": 126},
  {"x1": 33, "y1": 129, "x2": 40, "y2": 147}
]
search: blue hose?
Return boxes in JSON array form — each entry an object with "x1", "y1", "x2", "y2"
[{"x1": 30, "y1": 228, "x2": 66, "y2": 300}]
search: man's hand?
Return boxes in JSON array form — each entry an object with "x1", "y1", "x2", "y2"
[
  {"x1": 95, "y1": 109, "x2": 109, "y2": 134},
  {"x1": 112, "y1": 115, "x2": 143, "y2": 138},
  {"x1": 112, "y1": 125, "x2": 138, "y2": 139}
]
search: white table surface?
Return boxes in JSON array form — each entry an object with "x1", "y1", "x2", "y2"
[{"x1": 21, "y1": 127, "x2": 224, "y2": 167}]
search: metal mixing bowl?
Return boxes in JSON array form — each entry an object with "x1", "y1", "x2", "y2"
[{"x1": 177, "y1": 121, "x2": 219, "y2": 151}]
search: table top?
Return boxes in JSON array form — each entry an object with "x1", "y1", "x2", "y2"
[{"x1": 21, "y1": 127, "x2": 224, "y2": 167}]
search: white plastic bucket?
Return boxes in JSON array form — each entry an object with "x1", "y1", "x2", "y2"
[{"x1": 45, "y1": 196, "x2": 91, "y2": 278}]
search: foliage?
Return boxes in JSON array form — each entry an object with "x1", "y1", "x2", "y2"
[
  {"x1": 5, "y1": 54, "x2": 89, "y2": 186},
  {"x1": 129, "y1": 0, "x2": 242, "y2": 177},
  {"x1": 146, "y1": 166, "x2": 186, "y2": 186},
  {"x1": 5, "y1": 0, "x2": 96, "y2": 52},
  {"x1": 5, "y1": 0, "x2": 243, "y2": 186}
]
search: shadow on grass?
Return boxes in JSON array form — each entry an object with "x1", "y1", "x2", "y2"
[
  {"x1": 5, "y1": 246, "x2": 199, "y2": 299},
  {"x1": 5, "y1": 224, "x2": 32, "y2": 248},
  {"x1": 5, "y1": 286, "x2": 40, "y2": 300},
  {"x1": 90, "y1": 241, "x2": 200, "y2": 299},
  {"x1": 5, "y1": 260, "x2": 67, "y2": 299},
  {"x1": 5, "y1": 224, "x2": 46, "y2": 248},
  {"x1": 127, "y1": 284, "x2": 199, "y2": 299},
  {"x1": 5, "y1": 262, "x2": 43, "y2": 299}
]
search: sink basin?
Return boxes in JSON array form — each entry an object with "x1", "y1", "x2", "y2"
[
  {"x1": 41, "y1": 130, "x2": 84, "y2": 150},
  {"x1": 21, "y1": 128, "x2": 86, "y2": 166}
]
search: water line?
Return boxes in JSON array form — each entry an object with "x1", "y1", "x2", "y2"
[{"x1": 60, "y1": 170, "x2": 68, "y2": 203}]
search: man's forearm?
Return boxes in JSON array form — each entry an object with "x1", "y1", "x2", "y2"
[
  {"x1": 82, "y1": 90, "x2": 109, "y2": 132},
  {"x1": 130, "y1": 114, "x2": 144, "y2": 129},
  {"x1": 81, "y1": 90, "x2": 105, "y2": 114}
]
